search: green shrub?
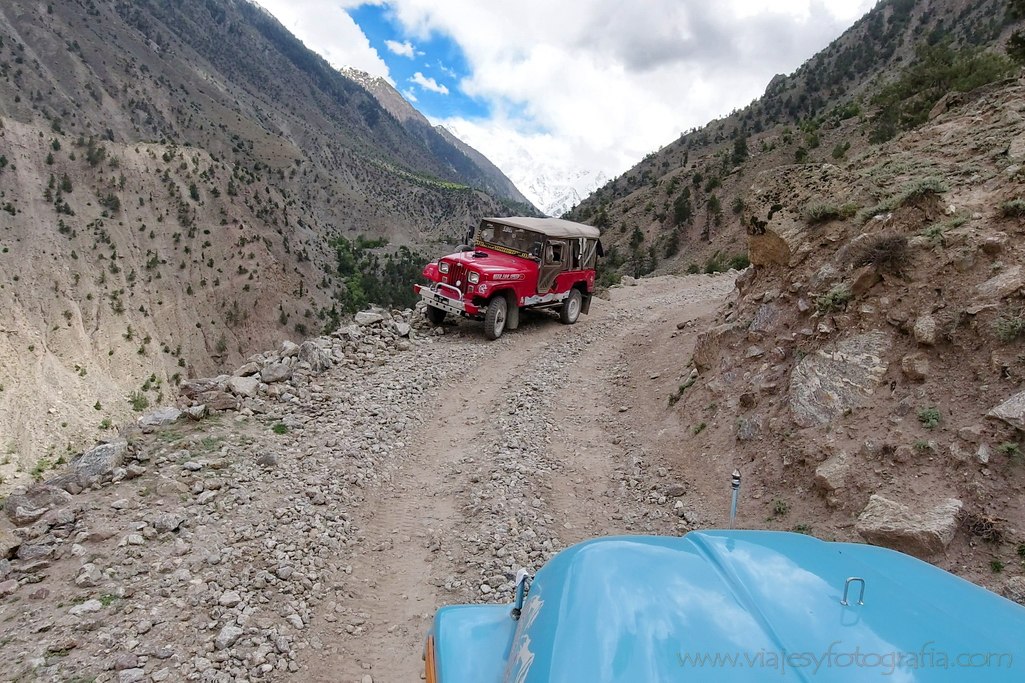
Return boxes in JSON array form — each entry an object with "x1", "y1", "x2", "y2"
[
  {"x1": 128, "y1": 391, "x2": 149, "y2": 412},
  {"x1": 816, "y1": 286, "x2": 851, "y2": 313},
  {"x1": 995, "y1": 311, "x2": 1025, "y2": 342},
  {"x1": 858, "y1": 178, "x2": 948, "y2": 223},
  {"x1": 272, "y1": 423, "x2": 288, "y2": 435},
  {"x1": 703, "y1": 255, "x2": 722, "y2": 274},
  {"x1": 917, "y1": 406, "x2": 941, "y2": 429},
  {"x1": 1000, "y1": 199, "x2": 1025, "y2": 218},
  {"x1": 727, "y1": 254, "x2": 750, "y2": 270},
  {"x1": 803, "y1": 201, "x2": 858, "y2": 225},
  {"x1": 997, "y1": 442, "x2": 1023, "y2": 464},
  {"x1": 870, "y1": 43, "x2": 1015, "y2": 143}
]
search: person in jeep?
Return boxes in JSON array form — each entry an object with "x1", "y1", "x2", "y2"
[{"x1": 413, "y1": 217, "x2": 601, "y2": 340}]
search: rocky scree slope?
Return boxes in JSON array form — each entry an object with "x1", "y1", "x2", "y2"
[
  {"x1": 673, "y1": 74, "x2": 1025, "y2": 591},
  {"x1": 0, "y1": 308, "x2": 443, "y2": 681},
  {"x1": 0, "y1": 0, "x2": 526, "y2": 471}
]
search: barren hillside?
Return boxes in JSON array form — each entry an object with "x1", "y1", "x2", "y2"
[{"x1": 0, "y1": 0, "x2": 533, "y2": 472}]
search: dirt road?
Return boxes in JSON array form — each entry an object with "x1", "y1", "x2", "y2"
[
  {"x1": 0, "y1": 273, "x2": 736, "y2": 683},
  {"x1": 325, "y1": 273, "x2": 736, "y2": 681}
]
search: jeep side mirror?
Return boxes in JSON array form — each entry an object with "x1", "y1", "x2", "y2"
[{"x1": 465, "y1": 225, "x2": 475, "y2": 245}]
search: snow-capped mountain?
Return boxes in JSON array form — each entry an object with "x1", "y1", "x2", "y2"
[
  {"x1": 442, "y1": 121, "x2": 608, "y2": 218},
  {"x1": 517, "y1": 169, "x2": 608, "y2": 218}
]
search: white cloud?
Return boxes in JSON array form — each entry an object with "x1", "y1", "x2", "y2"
[
  {"x1": 258, "y1": 0, "x2": 878, "y2": 187},
  {"x1": 253, "y1": 0, "x2": 391, "y2": 79},
  {"x1": 410, "y1": 72, "x2": 449, "y2": 95},
  {"x1": 388, "y1": 0, "x2": 876, "y2": 179},
  {"x1": 385, "y1": 39, "x2": 415, "y2": 58},
  {"x1": 402, "y1": 88, "x2": 419, "y2": 103}
]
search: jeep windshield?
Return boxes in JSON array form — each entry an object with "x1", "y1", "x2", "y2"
[{"x1": 475, "y1": 221, "x2": 542, "y2": 258}]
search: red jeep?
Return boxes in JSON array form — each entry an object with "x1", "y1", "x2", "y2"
[{"x1": 413, "y1": 217, "x2": 602, "y2": 339}]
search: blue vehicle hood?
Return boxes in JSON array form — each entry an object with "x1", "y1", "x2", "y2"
[{"x1": 494, "y1": 531, "x2": 1025, "y2": 682}]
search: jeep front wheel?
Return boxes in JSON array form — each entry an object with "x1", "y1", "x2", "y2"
[
  {"x1": 560, "y1": 289, "x2": 582, "y2": 325},
  {"x1": 424, "y1": 305, "x2": 446, "y2": 325},
  {"x1": 484, "y1": 296, "x2": 508, "y2": 340}
]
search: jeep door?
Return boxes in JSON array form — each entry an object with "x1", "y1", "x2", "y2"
[{"x1": 537, "y1": 239, "x2": 567, "y2": 293}]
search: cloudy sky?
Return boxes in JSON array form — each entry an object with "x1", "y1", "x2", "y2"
[{"x1": 256, "y1": 1, "x2": 876, "y2": 183}]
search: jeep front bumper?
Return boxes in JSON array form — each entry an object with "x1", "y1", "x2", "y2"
[{"x1": 414, "y1": 283, "x2": 482, "y2": 317}]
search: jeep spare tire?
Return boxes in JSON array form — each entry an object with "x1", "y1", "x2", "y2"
[
  {"x1": 560, "y1": 288, "x2": 582, "y2": 325},
  {"x1": 425, "y1": 305, "x2": 446, "y2": 325},
  {"x1": 484, "y1": 296, "x2": 508, "y2": 340}
]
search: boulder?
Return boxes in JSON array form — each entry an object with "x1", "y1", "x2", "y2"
[
  {"x1": 1009, "y1": 131, "x2": 1025, "y2": 162},
  {"x1": 184, "y1": 404, "x2": 209, "y2": 421},
  {"x1": 70, "y1": 439, "x2": 129, "y2": 488},
  {"x1": 735, "y1": 417, "x2": 761, "y2": 441},
  {"x1": 748, "y1": 304, "x2": 780, "y2": 335},
  {"x1": 1, "y1": 526, "x2": 20, "y2": 557},
  {"x1": 789, "y1": 331, "x2": 891, "y2": 427},
  {"x1": 913, "y1": 314, "x2": 938, "y2": 345},
  {"x1": 179, "y1": 376, "x2": 228, "y2": 400},
  {"x1": 226, "y1": 376, "x2": 260, "y2": 398},
  {"x1": 900, "y1": 352, "x2": 929, "y2": 382},
  {"x1": 693, "y1": 321, "x2": 745, "y2": 372},
  {"x1": 215, "y1": 624, "x2": 243, "y2": 650},
  {"x1": 986, "y1": 390, "x2": 1025, "y2": 430},
  {"x1": 298, "y1": 341, "x2": 331, "y2": 374},
  {"x1": 75, "y1": 563, "x2": 104, "y2": 588},
  {"x1": 354, "y1": 311, "x2": 385, "y2": 326},
  {"x1": 234, "y1": 362, "x2": 260, "y2": 377},
  {"x1": 260, "y1": 363, "x2": 292, "y2": 384},
  {"x1": 4, "y1": 485, "x2": 73, "y2": 526},
  {"x1": 280, "y1": 340, "x2": 300, "y2": 357},
  {"x1": 137, "y1": 407, "x2": 182, "y2": 428},
  {"x1": 1003, "y1": 576, "x2": 1025, "y2": 607},
  {"x1": 849, "y1": 265, "x2": 881, "y2": 296},
  {"x1": 975, "y1": 265, "x2": 1023, "y2": 300},
  {"x1": 855, "y1": 495, "x2": 962, "y2": 558},
  {"x1": 395, "y1": 322, "x2": 412, "y2": 338},
  {"x1": 814, "y1": 451, "x2": 851, "y2": 492},
  {"x1": 981, "y1": 233, "x2": 1008, "y2": 255}
]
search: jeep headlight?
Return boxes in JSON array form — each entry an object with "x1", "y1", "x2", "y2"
[
  {"x1": 439, "y1": 262, "x2": 450, "y2": 274},
  {"x1": 467, "y1": 271, "x2": 480, "y2": 284}
]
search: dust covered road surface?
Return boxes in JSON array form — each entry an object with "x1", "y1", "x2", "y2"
[{"x1": 325, "y1": 273, "x2": 736, "y2": 682}]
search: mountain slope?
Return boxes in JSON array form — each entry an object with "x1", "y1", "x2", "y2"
[
  {"x1": 568, "y1": 0, "x2": 1020, "y2": 276},
  {"x1": 342, "y1": 67, "x2": 536, "y2": 210},
  {"x1": 0, "y1": 0, "x2": 526, "y2": 472}
]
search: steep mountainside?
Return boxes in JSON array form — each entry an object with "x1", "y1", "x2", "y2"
[
  {"x1": 0, "y1": 0, "x2": 527, "y2": 471},
  {"x1": 680, "y1": 72, "x2": 1025, "y2": 587},
  {"x1": 568, "y1": 0, "x2": 1021, "y2": 278},
  {"x1": 341, "y1": 67, "x2": 536, "y2": 209}
]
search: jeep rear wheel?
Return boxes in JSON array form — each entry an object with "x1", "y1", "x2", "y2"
[
  {"x1": 424, "y1": 305, "x2": 446, "y2": 325},
  {"x1": 560, "y1": 288, "x2": 582, "y2": 325},
  {"x1": 484, "y1": 296, "x2": 507, "y2": 340}
]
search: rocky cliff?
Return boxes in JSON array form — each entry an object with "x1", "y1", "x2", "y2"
[{"x1": 681, "y1": 74, "x2": 1025, "y2": 580}]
